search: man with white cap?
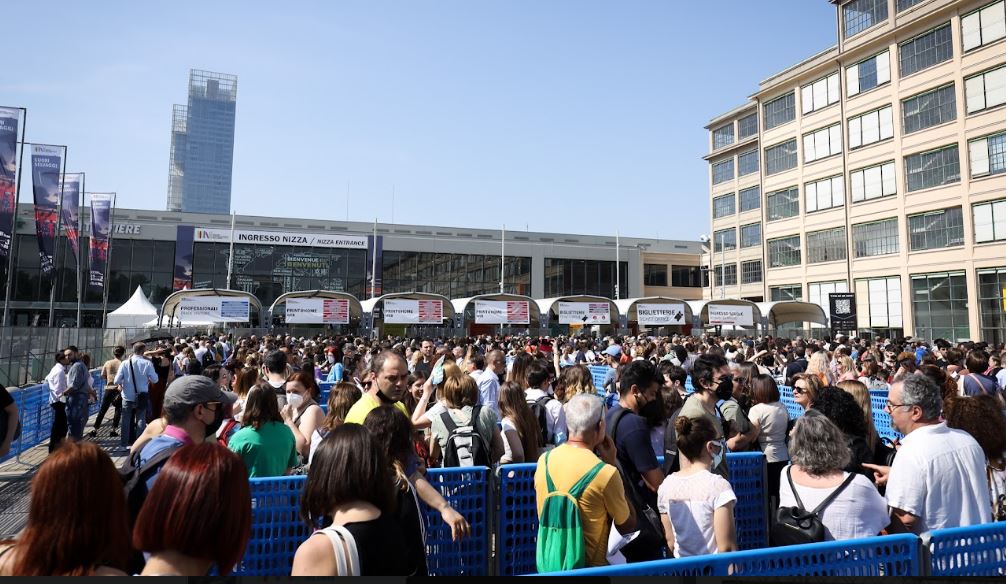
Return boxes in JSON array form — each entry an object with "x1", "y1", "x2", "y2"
[{"x1": 135, "y1": 375, "x2": 237, "y2": 488}]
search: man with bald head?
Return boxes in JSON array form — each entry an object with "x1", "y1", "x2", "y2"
[
  {"x1": 344, "y1": 350, "x2": 411, "y2": 425},
  {"x1": 477, "y1": 350, "x2": 505, "y2": 416}
]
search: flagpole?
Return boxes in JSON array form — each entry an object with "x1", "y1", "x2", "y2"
[
  {"x1": 47, "y1": 148, "x2": 67, "y2": 328},
  {"x1": 371, "y1": 218, "x2": 377, "y2": 299},
  {"x1": 226, "y1": 210, "x2": 235, "y2": 289},
  {"x1": 500, "y1": 224, "x2": 505, "y2": 294},
  {"x1": 1, "y1": 107, "x2": 26, "y2": 328},
  {"x1": 75, "y1": 173, "x2": 84, "y2": 327},
  {"x1": 101, "y1": 194, "x2": 116, "y2": 328},
  {"x1": 615, "y1": 230, "x2": 620, "y2": 300}
]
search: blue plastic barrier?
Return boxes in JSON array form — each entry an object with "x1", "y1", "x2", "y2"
[
  {"x1": 422, "y1": 466, "x2": 491, "y2": 575},
  {"x1": 237, "y1": 476, "x2": 307, "y2": 575},
  {"x1": 495, "y1": 453, "x2": 767, "y2": 576},
  {"x1": 778, "y1": 386, "x2": 803, "y2": 420},
  {"x1": 927, "y1": 521, "x2": 1006, "y2": 576},
  {"x1": 234, "y1": 466, "x2": 490, "y2": 576},
  {"x1": 0, "y1": 370, "x2": 104, "y2": 463},
  {"x1": 867, "y1": 389, "x2": 903, "y2": 442},
  {"x1": 318, "y1": 380, "x2": 334, "y2": 404},
  {"x1": 497, "y1": 463, "x2": 538, "y2": 576},
  {"x1": 543, "y1": 533, "x2": 920, "y2": 576}
]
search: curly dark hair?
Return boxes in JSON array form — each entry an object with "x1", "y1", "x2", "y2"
[
  {"x1": 811, "y1": 386, "x2": 867, "y2": 438},
  {"x1": 944, "y1": 394, "x2": 1006, "y2": 463}
]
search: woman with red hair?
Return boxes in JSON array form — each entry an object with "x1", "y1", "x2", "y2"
[
  {"x1": 133, "y1": 442, "x2": 251, "y2": 576},
  {"x1": 0, "y1": 442, "x2": 130, "y2": 575}
]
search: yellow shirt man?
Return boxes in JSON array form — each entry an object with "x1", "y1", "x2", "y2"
[
  {"x1": 534, "y1": 444, "x2": 631, "y2": 567},
  {"x1": 344, "y1": 392, "x2": 409, "y2": 426}
]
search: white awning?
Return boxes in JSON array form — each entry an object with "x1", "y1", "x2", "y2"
[
  {"x1": 613, "y1": 297, "x2": 693, "y2": 325},
  {"x1": 757, "y1": 301, "x2": 828, "y2": 326},
  {"x1": 268, "y1": 290, "x2": 364, "y2": 321},
  {"x1": 687, "y1": 299, "x2": 762, "y2": 328},
  {"x1": 361, "y1": 292, "x2": 456, "y2": 321},
  {"x1": 450, "y1": 293, "x2": 541, "y2": 325},
  {"x1": 535, "y1": 296, "x2": 620, "y2": 324},
  {"x1": 158, "y1": 288, "x2": 263, "y2": 326}
]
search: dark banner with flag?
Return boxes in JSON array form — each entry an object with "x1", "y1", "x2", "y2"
[
  {"x1": 173, "y1": 225, "x2": 194, "y2": 290},
  {"x1": 88, "y1": 194, "x2": 112, "y2": 291},
  {"x1": 60, "y1": 173, "x2": 81, "y2": 263},
  {"x1": 0, "y1": 108, "x2": 18, "y2": 259},
  {"x1": 31, "y1": 145, "x2": 62, "y2": 278}
]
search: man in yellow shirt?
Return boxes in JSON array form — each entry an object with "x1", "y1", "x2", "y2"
[
  {"x1": 535, "y1": 393, "x2": 636, "y2": 568},
  {"x1": 345, "y1": 351, "x2": 410, "y2": 425}
]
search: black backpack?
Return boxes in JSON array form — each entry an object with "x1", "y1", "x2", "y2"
[
  {"x1": 440, "y1": 406, "x2": 491, "y2": 468},
  {"x1": 529, "y1": 395, "x2": 554, "y2": 447},
  {"x1": 771, "y1": 467, "x2": 856, "y2": 546},
  {"x1": 120, "y1": 443, "x2": 184, "y2": 523},
  {"x1": 201, "y1": 349, "x2": 215, "y2": 368},
  {"x1": 661, "y1": 407, "x2": 683, "y2": 475}
]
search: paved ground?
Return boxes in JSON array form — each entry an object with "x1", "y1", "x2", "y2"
[{"x1": 0, "y1": 414, "x2": 128, "y2": 538}]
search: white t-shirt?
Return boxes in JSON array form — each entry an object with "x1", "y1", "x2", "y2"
[
  {"x1": 747, "y1": 402, "x2": 790, "y2": 463},
  {"x1": 657, "y1": 470, "x2": 736, "y2": 557},
  {"x1": 886, "y1": 422, "x2": 992, "y2": 532},
  {"x1": 778, "y1": 468, "x2": 889, "y2": 540}
]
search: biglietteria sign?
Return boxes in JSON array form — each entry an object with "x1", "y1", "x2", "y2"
[{"x1": 194, "y1": 228, "x2": 368, "y2": 249}]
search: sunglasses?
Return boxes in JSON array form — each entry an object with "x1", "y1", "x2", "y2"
[{"x1": 792, "y1": 387, "x2": 808, "y2": 395}]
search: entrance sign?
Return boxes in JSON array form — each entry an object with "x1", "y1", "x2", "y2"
[
  {"x1": 285, "y1": 298, "x2": 351, "y2": 324},
  {"x1": 384, "y1": 298, "x2": 443, "y2": 324},
  {"x1": 474, "y1": 300, "x2": 530, "y2": 324},
  {"x1": 558, "y1": 301, "x2": 610, "y2": 325},
  {"x1": 636, "y1": 303, "x2": 686, "y2": 326},
  {"x1": 707, "y1": 304, "x2": 753, "y2": 326},
  {"x1": 178, "y1": 297, "x2": 250, "y2": 322}
]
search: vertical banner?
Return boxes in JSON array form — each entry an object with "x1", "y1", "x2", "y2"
[
  {"x1": 31, "y1": 144, "x2": 62, "y2": 278},
  {"x1": 173, "y1": 225, "x2": 195, "y2": 290},
  {"x1": 0, "y1": 108, "x2": 18, "y2": 259},
  {"x1": 59, "y1": 173, "x2": 81, "y2": 262},
  {"x1": 829, "y1": 292, "x2": 857, "y2": 336},
  {"x1": 87, "y1": 194, "x2": 113, "y2": 291},
  {"x1": 366, "y1": 234, "x2": 383, "y2": 297}
]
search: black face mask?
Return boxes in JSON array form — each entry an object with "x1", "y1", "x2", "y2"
[
  {"x1": 640, "y1": 398, "x2": 664, "y2": 426},
  {"x1": 205, "y1": 405, "x2": 224, "y2": 438},
  {"x1": 714, "y1": 375, "x2": 735, "y2": 401}
]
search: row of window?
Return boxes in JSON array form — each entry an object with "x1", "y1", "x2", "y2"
[
  {"x1": 760, "y1": 201, "x2": 1006, "y2": 268},
  {"x1": 712, "y1": 260, "x2": 764, "y2": 287},
  {"x1": 765, "y1": 269, "x2": 1006, "y2": 344},
  {"x1": 642, "y1": 264, "x2": 707, "y2": 288},
  {"x1": 711, "y1": 149, "x2": 759, "y2": 184},
  {"x1": 713, "y1": 1, "x2": 1006, "y2": 151},
  {"x1": 711, "y1": 113, "x2": 759, "y2": 151}
]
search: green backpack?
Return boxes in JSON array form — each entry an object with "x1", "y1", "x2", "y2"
[{"x1": 536, "y1": 451, "x2": 606, "y2": 573}]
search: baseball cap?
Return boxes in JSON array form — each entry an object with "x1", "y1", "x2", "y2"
[
  {"x1": 163, "y1": 375, "x2": 236, "y2": 410},
  {"x1": 602, "y1": 346, "x2": 622, "y2": 358}
]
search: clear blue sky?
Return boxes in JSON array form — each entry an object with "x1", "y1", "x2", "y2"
[{"x1": 5, "y1": 0, "x2": 836, "y2": 241}]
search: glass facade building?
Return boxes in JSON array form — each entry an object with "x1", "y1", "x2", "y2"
[
  {"x1": 544, "y1": 259, "x2": 628, "y2": 299},
  {"x1": 166, "y1": 70, "x2": 237, "y2": 214}
]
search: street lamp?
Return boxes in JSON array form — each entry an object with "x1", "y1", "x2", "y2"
[{"x1": 699, "y1": 234, "x2": 715, "y2": 300}]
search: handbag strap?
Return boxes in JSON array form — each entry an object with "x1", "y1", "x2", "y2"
[
  {"x1": 319, "y1": 525, "x2": 360, "y2": 576},
  {"x1": 786, "y1": 467, "x2": 857, "y2": 515}
]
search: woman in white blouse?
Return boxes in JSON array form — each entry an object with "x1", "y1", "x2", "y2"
[
  {"x1": 779, "y1": 410, "x2": 889, "y2": 541},
  {"x1": 746, "y1": 374, "x2": 790, "y2": 504}
]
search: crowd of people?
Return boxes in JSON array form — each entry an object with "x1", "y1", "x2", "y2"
[{"x1": 1, "y1": 331, "x2": 1005, "y2": 575}]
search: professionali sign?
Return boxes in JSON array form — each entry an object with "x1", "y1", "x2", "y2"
[{"x1": 194, "y1": 227, "x2": 368, "y2": 249}]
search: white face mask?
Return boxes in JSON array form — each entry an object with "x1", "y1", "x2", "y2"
[
  {"x1": 327, "y1": 355, "x2": 336, "y2": 364},
  {"x1": 286, "y1": 392, "x2": 304, "y2": 410}
]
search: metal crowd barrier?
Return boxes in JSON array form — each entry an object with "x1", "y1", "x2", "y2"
[
  {"x1": 495, "y1": 452, "x2": 768, "y2": 576},
  {"x1": 235, "y1": 466, "x2": 491, "y2": 576},
  {"x1": 1, "y1": 370, "x2": 104, "y2": 464}
]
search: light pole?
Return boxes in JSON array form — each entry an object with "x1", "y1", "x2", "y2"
[{"x1": 699, "y1": 234, "x2": 715, "y2": 300}]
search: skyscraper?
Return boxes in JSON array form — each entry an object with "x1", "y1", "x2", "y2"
[{"x1": 166, "y1": 69, "x2": 237, "y2": 214}]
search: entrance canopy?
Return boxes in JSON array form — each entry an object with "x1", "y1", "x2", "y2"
[
  {"x1": 158, "y1": 288, "x2": 263, "y2": 327},
  {"x1": 614, "y1": 297, "x2": 693, "y2": 327},
  {"x1": 536, "y1": 296, "x2": 619, "y2": 326},
  {"x1": 361, "y1": 292, "x2": 455, "y2": 324},
  {"x1": 688, "y1": 299, "x2": 762, "y2": 328},
  {"x1": 451, "y1": 294, "x2": 541, "y2": 326},
  {"x1": 106, "y1": 286, "x2": 158, "y2": 328},
  {"x1": 268, "y1": 290, "x2": 364, "y2": 323},
  {"x1": 757, "y1": 301, "x2": 827, "y2": 327}
]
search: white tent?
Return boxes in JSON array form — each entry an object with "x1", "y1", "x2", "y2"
[{"x1": 106, "y1": 286, "x2": 159, "y2": 328}]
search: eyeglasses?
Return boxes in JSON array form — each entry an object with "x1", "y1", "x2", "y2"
[{"x1": 884, "y1": 401, "x2": 913, "y2": 412}]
